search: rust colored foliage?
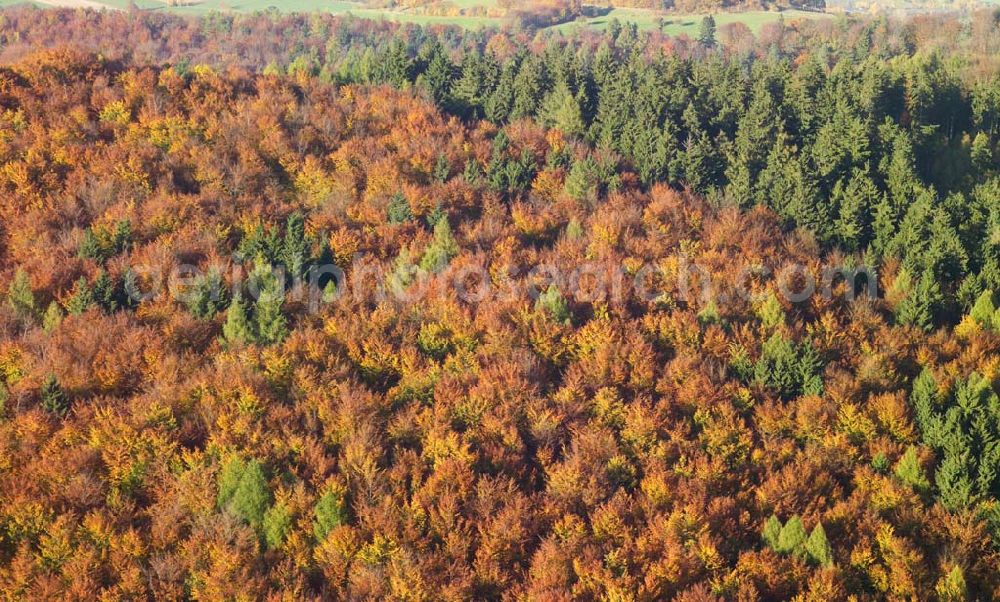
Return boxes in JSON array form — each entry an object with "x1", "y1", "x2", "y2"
[{"x1": 0, "y1": 31, "x2": 996, "y2": 601}]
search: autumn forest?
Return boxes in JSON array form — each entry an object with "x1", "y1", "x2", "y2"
[{"x1": 0, "y1": 4, "x2": 999, "y2": 600}]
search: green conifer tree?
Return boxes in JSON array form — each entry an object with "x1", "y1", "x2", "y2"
[
  {"x1": 63, "y1": 277, "x2": 93, "y2": 316},
  {"x1": 537, "y1": 284, "x2": 571, "y2": 324},
  {"x1": 223, "y1": 294, "x2": 254, "y2": 345},
  {"x1": 7, "y1": 268, "x2": 35, "y2": 320},
  {"x1": 805, "y1": 523, "x2": 834, "y2": 567},
  {"x1": 969, "y1": 289, "x2": 996, "y2": 328},
  {"x1": 186, "y1": 270, "x2": 227, "y2": 320},
  {"x1": 463, "y1": 158, "x2": 483, "y2": 185},
  {"x1": 541, "y1": 82, "x2": 586, "y2": 138},
  {"x1": 112, "y1": 219, "x2": 132, "y2": 254},
  {"x1": 762, "y1": 515, "x2": 782, "y2": 550},
  {"x1": 263, "y1": 502, "x2": 293, "y2": 550},
  {"x1": 92, "y1": 270, "x2": 117, "y2": 314},
  {"x1": 433, "y1": 153, "x2": 451, "y2": 184},
  {"x1": 375, "y1": 39, "x2": 413, "y2": 88},
  {"x1": 254, "y1": 272, "x2": 288, "y2": 346},
  {"x1": 775, "y1": 515, "x2": 808, "y2": 555},
  {"x1": 894, "y1": 445, "x2": 930, "y2": 492},
  {"x1": 895, "y1": 268, "x2": 942, "y2": 331},
  {"x1": 420, "y1": 218, "x2": 459, "y2": 274},
  {"x1": 936, "y1": 452, "x2": 975, "y2": 510},
  {"x1": 227, "y1": 459, "x2": 271, "y2": 528},
  {"x1": 217, "y1": 456, "x2": 246, "y2": 508},
  {"x1": 419, "y1": 43, "x2": 454, "y2": 106},
  {"x1": 78, "y1": 227, "x2": 106, "y2": 262},
  {"x1": 698, "y1": 15, "x2": 716, "y2": 46},
  {"x1": 282, "y1": 212, "x2": 309, "y2": 280},
  {"x1": 40, "y1": 374, "x2": 67, "y2": 416},
  {"x1": 834, "y1": 170, "x2": 880, "y2": 251},
  {"x1": 755, "y1": 292, "x2": 785, "y2": 330},
  {"x1": 565, "y1": 157, "x2": 602, "y2": 204},
  {"x1": 42, "y1": 301, "x2": 63, "y2": 333},
  {"x1": 313, "y1": 487, "x2": 348, "y2": 541},
  {"x1": 971, "y1": 132, "x2": 993, "y2": 174},
  {"x1": 484, "y1": 61, "x2": 516, "y2": 124},
  {"x1": 387, "y1": 192, "x2": 413, "y2": 225},
  {"x1": 120, "y1": 268, "x2": 141, "y2": 310}
]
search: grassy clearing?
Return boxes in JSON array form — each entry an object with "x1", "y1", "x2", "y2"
[
  {"x1": 80, "y1": 0, "x2": 161, "y2": 7},
  {"x1": 552, "y1": 7, "x2": 829, "y2": 34},
  {"x1": 446, "y1": 0, "x2": 499, "y2": 8},
  {"x1": 123, "y1": 0, "x2": 506, "y2": 24}
]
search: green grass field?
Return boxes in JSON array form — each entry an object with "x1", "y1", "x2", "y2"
[
  {"x1": 553, "y1": 7, "x2": 828, "y2": 34},
  {"x1": 9, "y1": 0, "x2": 508, "y2": 24},
  {"x1": 0, "y1": 0, "x2": 827, "y2": 34}
]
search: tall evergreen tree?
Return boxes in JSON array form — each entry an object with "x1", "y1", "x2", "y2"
[
  {"x1": 762, "y1": 515, "x2": 783, "y2": 550},
  {"x1": 185, "y1": 270, "x2": 227, "y2": 320},
  {"x1": 375, "y1": 39, "x2": 413, "y2": 88},
  {"x1": 387, "y1": 192, "x2": 414, "y2": 225},
  {"x1": 484, "y1": 60, "x2": 516, "y2": 123},
  {"x1": 540, "y1": 81, "x2": 586, "y2": 138},
  {"x1": 834, "y1": 168, "x2": 880, "y2": 250},
  {"x1": 112, "y1": 219, "x2": 132, "y2": 254},
  {"x1": 263, "y1": 502, "x2": 292, "y2": 550},
  {"x1": 254, "y1": 269, "x2": 288, "y2": 346},
  {"x1": 78, "y1": 227, "x2": 106, "y2": 262},
  {"x1": 228, "y1": 459, "x2": 271, "y2": 528},
  {"x1": 433, "y1": 153, "x2": 450, "y2": 184},
  {"x1": 726, "y1": 83, "x2": 783, "y2": 207},
  {"x1": 419, "y1": 42, "x2": 455, "y2": 107},
  {"x1": 805, "y1": 523, "x2": 834, "y2": 567},
  {"x1": 120, "y1": 267, "x2": 141, "y2": 310},
  {"x1": 63, "y1": 277, "x2": 93, "y2": 316},
  {"x1": 895, "y1": 445, "x2": 930, "y2": 492},
  {"x1": 895, "y1": 268, "x2": 942, "y2": 331},
  {"x1": 223, "y1": 293, "x2": 254, "y2": 345},
  {"x1": 7, "y1": 268, "x2": 35, "y2": 320},
  {"x1": 92, "y1": 270, "x2": 117, "y2": 314},
  {"x1": 218, "y1": 456, "x2": 272, "y2": 530},
  {"x1": 313, "y1": 487, "x2": 348, "y2": 541},
  {"x1": 698, "y1": 15, "x2": 716, "y2": 47},
  {"x1": 537, "y1": 284, "x2": 571, "y2": 324},
  {"x1": 776, "y1": 516, "x2": 808, "y2": 555},
  {"x1": 511, "y1": 55, "x2": 548, "y2": 121},
  {"x1": 42, "y1": 301, "x2": 63, "y2": 333},
  {"x1": 40, "y1": 374, "x2": 67, "y2": 416},
  {"x1": 452, "y1": 52, "x2": 497, "y2": 119},
  {"x1": 680, "y1": 128, "x2": 723, "y2": 195},
  {"x1": 812, "y1": 100, "x2": 871, "y2": 185},
  {"x1": 420, "y1": 218, "x2": 459, "y2": 274},
  {"x1": 282, "y1": 212, "x2": 309, "y2": 280},
  {"x1": 971, "y1": 132, "x2": 993, "y2": 175}
]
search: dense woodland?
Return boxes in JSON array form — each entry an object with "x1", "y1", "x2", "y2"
[{"x1": 0, "y1": 5, "x2": 999, "y2": 600}]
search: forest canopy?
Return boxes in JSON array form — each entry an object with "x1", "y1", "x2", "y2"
[{"x1": 0, "y1": 4, "x2": 998, "y2": 600}]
